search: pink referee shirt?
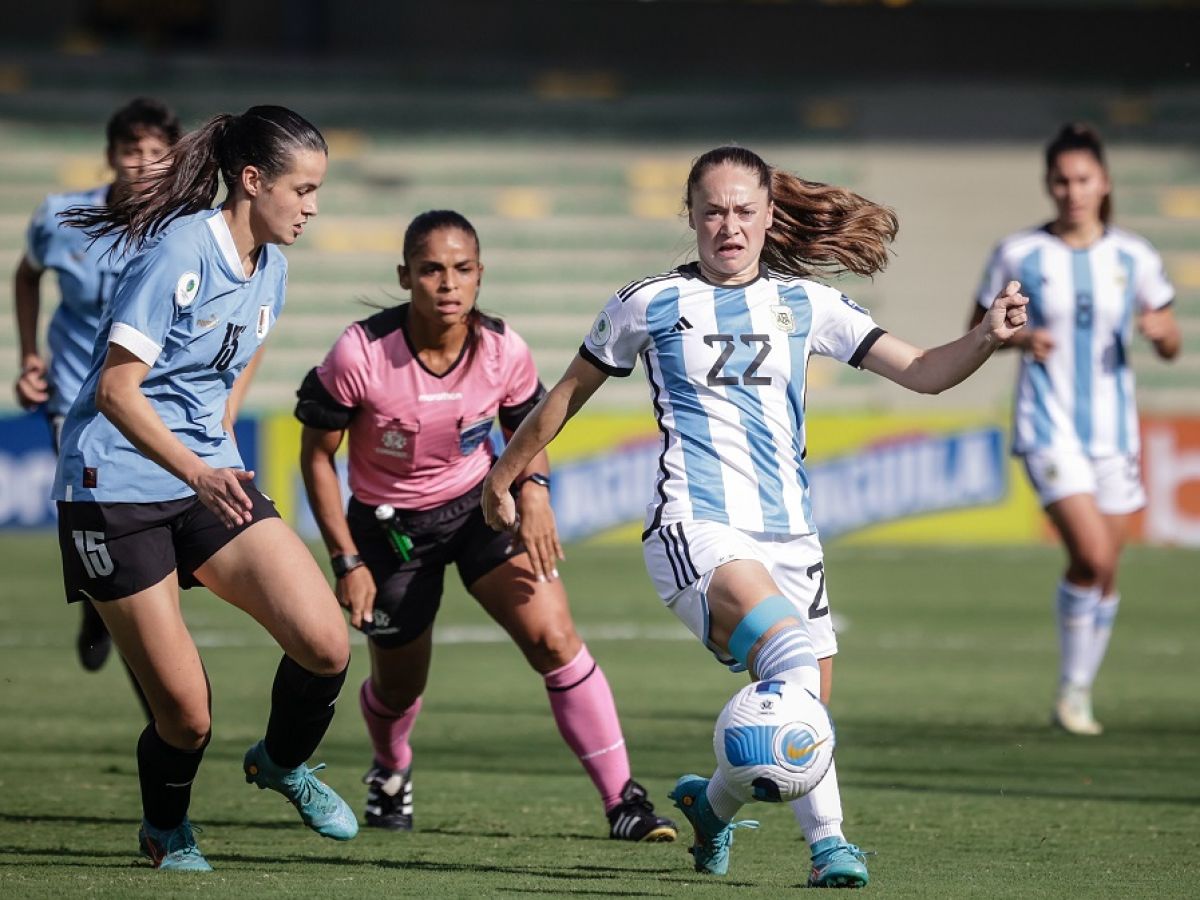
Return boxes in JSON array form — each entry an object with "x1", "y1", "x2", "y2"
[{"x1": 316, "y1": 306, "x2": 541, "y2": 510}]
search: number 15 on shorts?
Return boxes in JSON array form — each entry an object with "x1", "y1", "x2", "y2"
[{"x1": 73, "y1": 530, "x2": 114, "y2": 578}]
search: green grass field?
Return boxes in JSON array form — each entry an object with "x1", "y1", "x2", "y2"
[{"x1": 0, "y1": 534, "x2": 1197, "y2": 898}]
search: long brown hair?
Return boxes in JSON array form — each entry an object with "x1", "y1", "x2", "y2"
[
  {"x1": 1044, "y1": 122, "x2": 1112, "y2": 224},
  {"x1": 684, "y1": 146, "x2": 898, "y2": 279},
  {"x1": 64, "y1": 105, "x2": 326, "y2": 251}
]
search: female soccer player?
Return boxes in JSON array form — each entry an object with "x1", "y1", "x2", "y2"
[
  {"x1": 970, "y1": 124, "x2": 1180, "y2": 736},
  {"x1": 13, "y1": 97, "x2": 180, "y2": 684},
  {"x1": 54, "y1": 106, "x2": 357, "y2": 871},
  {"x1": 296, "y1": 210, "x2": 678, "y2": 843},
  {"x1": 482, "y1": 146, "x2": 1028, "y2": 887}
]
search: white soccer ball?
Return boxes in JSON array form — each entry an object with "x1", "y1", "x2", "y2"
[{"x1": 714, "y1": 678, "x2": 835, "y2": 803}]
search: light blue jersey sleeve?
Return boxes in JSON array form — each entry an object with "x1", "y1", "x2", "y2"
[
  {"x1": 106, "y1": 241, "x2": 202, "y2": 366},
  {"x1": 24, "y1": 197, "x2": 55, "y2": 270}
]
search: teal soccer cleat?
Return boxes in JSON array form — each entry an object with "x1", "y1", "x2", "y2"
[
  {"x1": 808, "y1": 836, "x2": 870, "y2": 888},
  {"x1": 138, "y1": 817, "x2": 212, "y2": 871},
  {"x1": 243, "y1": 740, "x2": 359, "y2": 840},
  {"x1": 668, "y1": 774, "x2": 758, "y2": 876}
]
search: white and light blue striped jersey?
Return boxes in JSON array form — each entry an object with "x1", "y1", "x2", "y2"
[
  {"x1": 54, "y1": 208, "x2": 287, "y2": 503},
  {"x1": 581, "y1": 263, "x2": 885, "y2": 537},
  {"x1": 25, "y1": 186, "x2": 129, "y2": 417},
  {"x1": 976, "y1": 225, "x2": 1173, "y2": 456}
]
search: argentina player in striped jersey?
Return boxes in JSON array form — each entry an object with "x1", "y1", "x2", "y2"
[
  {"x1": 484, "y1": 146, "x2": 1028, "y2": 887},
  {"x1": 970, "y1": 124, "x2": 1180, "y2": 737}
]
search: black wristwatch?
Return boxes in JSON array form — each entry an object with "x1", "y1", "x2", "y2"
[
  {"x1": 515, "y1": 472, "x2": 551, "y2": 493},
  {"x1": 330, "y1": 553, "x2": 364, "y2": 579}
]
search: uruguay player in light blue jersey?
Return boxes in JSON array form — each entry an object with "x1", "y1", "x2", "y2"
[
  {"x1": 54, "y1": 106, "x2": 357, "y2": 871},
  {"x1": 970, "y1": 124, "x2": 1181, "y2": 737},
  {"x1": 484, "y1": 146, "x2": 1029, "y2": 888},
  {"x1": 13, "y1": 98, "x2": 180, "y2": 682}
]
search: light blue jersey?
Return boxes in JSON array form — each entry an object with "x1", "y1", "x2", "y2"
[
  {"x1": 581, "y1": 263, "x2": 884, "y2": 537},
  {"x1": 25, "y1": 186, "x2": 127, "y2": 417},
  {"x1": 977, "y1": 226, "x2": 1174, "y2": 456},
  {"x1": 54, "y1": 209, "x2": 286, "y2": 503}
]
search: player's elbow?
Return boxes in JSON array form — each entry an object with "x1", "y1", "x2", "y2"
[{"x1": 95, "y1": 370, "x2": 132, "y2": 418}]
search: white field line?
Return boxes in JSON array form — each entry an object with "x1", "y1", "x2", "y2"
[{"x1": 0, "y1": 616, "x2": 1185, "y2": 656}]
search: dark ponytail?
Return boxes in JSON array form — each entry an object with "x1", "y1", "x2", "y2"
[
  {"x1": 64, "y1": 105, "x2": 326, "y2": 251},
  {"x1": 1045, "y1": 122, "x2": 1112, "y2": 224},
  {"x1": 685, "y1": 145, "x2": 898, "y2": 279}
]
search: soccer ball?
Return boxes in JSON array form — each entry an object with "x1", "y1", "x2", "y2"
[{"x1": 714, "y1": 678, "x2": 835, "y2": 803}]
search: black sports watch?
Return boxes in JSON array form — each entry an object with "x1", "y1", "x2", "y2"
[
  {"x1": 331, "y1": 553, "x2": 364, "y2": 579},
  {"x1": 515, "y1": 472, "x2": 551, "y2": 492}
]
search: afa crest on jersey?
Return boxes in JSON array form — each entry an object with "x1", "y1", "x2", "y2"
[{"x1": 770, "y1": 305, "x2": 797, "y2": 334}]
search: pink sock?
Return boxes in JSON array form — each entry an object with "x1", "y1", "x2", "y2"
[
  {"x1": 359, "y1": 679, "x2": 421, "y2": 772},
  {"x1": 544, "y1": 644, "x2": 632, "y2": 812}
]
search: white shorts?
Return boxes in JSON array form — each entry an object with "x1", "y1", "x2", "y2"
[
  {"x1": 1020, "y1": 449, "x2": 1145, "y2": 515},
  {"x1": 642, "y1": 520, "x2": 838, "y2": 667}
]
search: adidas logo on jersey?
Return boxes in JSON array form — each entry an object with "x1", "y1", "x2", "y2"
[{"x1": 671, "y1": 317, "x2": 693, "y2": 333}]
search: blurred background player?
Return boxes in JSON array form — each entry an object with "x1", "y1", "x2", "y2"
[
  {"x1": 296, "y1": 209, "x2": 678, "y2": 843},
  {"x1": 13, "y1": 97, "x2": 180, "y2": 696},
  {"x1": 970, "y1": 123, "x2": 1180, "y2": 736},
  {"x1": 483, "y1": 146, "x2": 1028, "y2": 887},
  {"x1": 55, "y1": 106, "x2": 357, "y2": 871}
]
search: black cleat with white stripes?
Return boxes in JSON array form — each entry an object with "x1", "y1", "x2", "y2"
[
  {"x1": 607, "y1": 779, "x2": 678, "y2": 843},
  {"x1": 363, "y1": 763, "x2": 413, "y2": 831}
]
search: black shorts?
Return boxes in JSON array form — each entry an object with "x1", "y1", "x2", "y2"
[
  {"x1": 347, "y1": 481, "x2": 518, "y2": 649},
  {"x1": 57, "y1": 482, "x2": 280, "y2": 603}
]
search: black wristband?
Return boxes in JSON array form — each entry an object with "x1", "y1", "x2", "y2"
[
  {"x1": 515, "y1": 472, "x2": 551, "y2": 493},
  {"x1": 330, "y1": 553, "x2": 364, "y2": 579}
]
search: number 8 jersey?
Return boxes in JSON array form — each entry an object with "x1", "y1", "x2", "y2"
[{"x1": 580, "y1": 263, "x2": 884, "y2": 537}]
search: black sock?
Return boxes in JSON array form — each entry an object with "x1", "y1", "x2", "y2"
[
  {"x1": 264, "y1": 655, "x2": 348, "y2": 769},
  {"x1": 137, "y1": 722, "x2": 208, "y2": 830}
]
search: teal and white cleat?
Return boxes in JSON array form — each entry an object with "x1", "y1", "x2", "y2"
[
  {"x1": 668, "y1": 774, "x2": 758, "y2": 876},
  {"x1": 138, "y1": 817, "x2": 212, "y2": 871},
  {"x1": 243, "y1": 740, "x2": 359, "y2": 840},
  {"x1": 808, "y1": 836, "x2": 870, "y2": 888}
]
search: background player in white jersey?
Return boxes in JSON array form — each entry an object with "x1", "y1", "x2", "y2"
[
  {"x1": 55, "y1": 106, "x2": 357, "y2": 871},
  {"x1": 13, "y1": 97, "x2": 180, "y2": 689},
  {"x1": 296, "y1": 210, "x2": 676, "y2": 842},
  {"x1": 970, "y1": 124, "x2": 1180, "y2": 736},
  {"x1": 483, "y1": 145, "x2": 1028, "y2": 887}
]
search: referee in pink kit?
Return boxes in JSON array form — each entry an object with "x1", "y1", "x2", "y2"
[{"x1": 296, "y1": 210, "x2": 677, "y2": 842}]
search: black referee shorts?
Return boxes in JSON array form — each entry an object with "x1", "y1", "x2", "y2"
[
  {"x1": 57, "y1": 482, "x2": 280, "y2": 603},
  {"x1": 347, "y1": 481, "x2": 518, "y2": 649}
]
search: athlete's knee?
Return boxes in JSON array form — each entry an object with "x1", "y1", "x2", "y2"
[
  {"x1": 156, "y1": 706, "x2": 212, "y2": 750},
  {"x1": 723, "y1": 595, "x2": 817, "y2": 680},
  {"x1": 1067, "y1": 543, "x2": 1116, "y2": 585},
  {"x1": 370, "y1": 667, "x2": 427, "y2": 711},
  {"x1": 521, "y1": 623, "x2": 582, "y2": 674},
  {"x1": 302, "y1": 629, "x2": 350, "y2": 676}
]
